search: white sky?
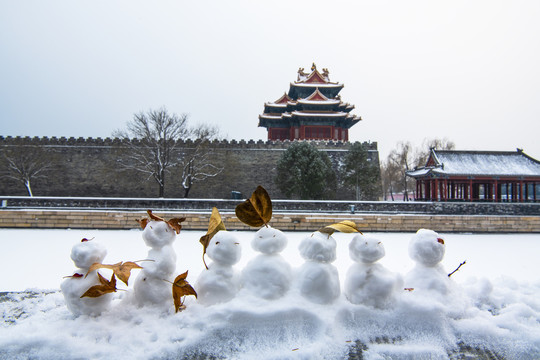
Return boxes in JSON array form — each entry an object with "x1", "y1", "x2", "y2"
[{"x1": 1, "y1": 0, "x2": 539, "y2": 160}]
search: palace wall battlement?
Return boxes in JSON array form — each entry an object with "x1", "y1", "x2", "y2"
[
  {"x1": 0, "y1": 136, "x2": 377, "y2": 151},
  {"x1": 0, "y1": 136, "x2": 379, "y2": 200}
]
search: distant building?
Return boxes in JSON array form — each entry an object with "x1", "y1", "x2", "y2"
[
  {"x1": 407, "y1": 149, "x2": 540, "y2": 202},
  {"x1": 258, "y1": 63, "x2": 361, "y2": 141}
]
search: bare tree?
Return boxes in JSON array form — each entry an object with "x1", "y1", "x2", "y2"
[
  {"x1": 114, "y1": 107, "x2": 190, "y2": 197},
  {"x1": 1, "y1": 146, "x2": 51, "y2": 196},
  {"x1": 382, "y1": 138, "x2": 456, "y2": 201},
  {"x1": 415, "y1": 137, "x2": 456, "y2": 167},
  {"x1": 386, "y1": 141, "x2": 416, "y2": 201},
  {"x1": 180, "y1": 124, "x2": 223, "y2": 198},
  {"x1": 380, "y1": 158, "x2": 401, "y2": 201}
]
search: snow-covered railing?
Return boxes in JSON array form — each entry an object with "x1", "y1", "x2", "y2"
[{"x1": 1, "y1": 196, "x2": 539, "y2": 216}]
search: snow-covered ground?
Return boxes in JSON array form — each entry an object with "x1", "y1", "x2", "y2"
[{"x1": 1, "y1": 228, "x2": 540, "y2": 359}]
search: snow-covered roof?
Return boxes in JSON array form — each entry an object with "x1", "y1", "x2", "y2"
[
  {"x1": 258, "y1": 114, "x2": 282, "y2": 120},
  {"x1": 407, "y1": 149, "x2": 540, "y2": 178},
  {"x1": 298, "y1": 99, "x2": 341, "y2": 105},
  {"x1": 291, "y1": 82, "x2": 343, "y2": 88},
  {"x1": 291, "y1": 111, "x2": 349, "y2": 117},
  {"x1": 264, "y1": 102, "x2": 287, "y2": 107}
]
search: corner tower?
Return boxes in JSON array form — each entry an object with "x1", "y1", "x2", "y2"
[{"x1": 258, "y1": 63, "x2": 361, "y2": 141}]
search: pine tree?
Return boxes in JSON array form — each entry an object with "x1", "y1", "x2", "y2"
[{"x1": 276, "y1": 142, "x2": 336, "y2": 200}]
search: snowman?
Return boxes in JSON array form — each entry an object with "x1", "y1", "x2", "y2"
[
  {"x1": 241, "y1": 226, "x2": 292, "y2": 300},
  {"x1": 296, "y1": 231, "x2": 340, "y2": 304},
  {"x1": 344, "y1": 234, "x2": 403, "y2": 308},
  {"x1": 61, "y1": 239, "x2": 113, "y2": 316},
  {"x1": 196, "y1": 231, "x2": 242, "y2": 305},
  {"x1": 405, "y1": 228, "x2": 449, "y2": 295},
  {"x1": 132, "y1": 215, "x2": 179, "y2": 308}
]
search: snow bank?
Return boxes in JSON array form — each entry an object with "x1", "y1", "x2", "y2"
[{"x1": 1, "y1": 229, "x2": 539, "y2": 359}]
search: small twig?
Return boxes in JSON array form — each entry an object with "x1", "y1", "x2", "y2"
[{"x1": 448, "y1": 260, "x2": 467, "y2": 277}]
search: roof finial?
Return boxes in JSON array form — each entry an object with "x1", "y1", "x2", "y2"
[
  {"x1": 311, "y1": 62, "x2": 317, "y2": 71},
  {"x1": 322, "y1": 68, "x2": 329, "y2": 78},
  {"x1": 297, "y1": 67, "x2": 306, "y2": 80}
]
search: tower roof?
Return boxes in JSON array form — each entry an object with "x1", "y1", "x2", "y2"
[
  {"x1": 259, "y1": 64, "x2": 362, "y2": 141},
  {"x1": 297, "y1": 88, "x2": 340, "y2": 105}
]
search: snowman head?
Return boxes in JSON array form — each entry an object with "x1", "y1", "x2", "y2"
[
  {"x1": 298, "y1": 231, "x2": 337, "y2": 263},
  {"x1": 142, "y1": 220, "x2": 176, "y2": 249},
  {"x1": 206, "y1": 231, "x2": 241, "y2": 266},
  {"x1": 409, "y1": 229, "x2": 446, "y2": 267},
  {"x1": 349, "y1": 234, "x2": 385, "y2": 264},
  {"x1": 70, "y1": 239, "x2": 107, "y2": 270},
  {"x1": 251, "y1": 226, "x2": 288, "y2": 254}
]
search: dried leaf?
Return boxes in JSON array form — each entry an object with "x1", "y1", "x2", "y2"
[
  {"x1": 81, "y1": 273, "x2": 117, "y2": 298},
  {"x1": 167, "y1": 217, "x2": 186, "y2": 234},
  {"x1": 235, "y1": 186, "x2": 272, "y2": 228},
  {"x1": 318, "y1": 220, "x2": 362, "y2": 236},
  {"x1": 137, "y1": 218, "x2": 149, "y2": 230},
  {"x1": 147, "y1": 209, "x2": 164, "y2": 222},
  {"x1": 199, "y1": 207, "x2": 227, "y2": 269},
  {"x1": 137, "y1": 210, "x2": 185, "y2": 234},
  {"x1": 172, "y1": 271, "x2": 197, "y2": 313},
  {"x1": 87, "y1": 261, "x2": 143, "y2": 286}
]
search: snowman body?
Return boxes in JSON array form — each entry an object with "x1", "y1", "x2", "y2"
[
  {"x1": 296, "y1": 232, "x2": 340, "y2": 304},
  {"x1": 196, "y1": 231, "x2": 242, "y2": 305},
  {"x1": 61, "y1": 240, "x2": 113, "y2": 316},
  {"x1": 344, "y1": 235, "x2": 402, "y2": 308},
  {"x1": 133, "y1": 220, "x2": 177, "y2": 307},
  {"x1": 405, "y1": 229, "x2": 449, "y2": 295},
  {"x1": 241, "y1": 226, "x2": 292, "y2": 300}
]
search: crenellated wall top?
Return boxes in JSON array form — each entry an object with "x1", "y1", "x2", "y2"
[{"x1": 0, "y1": 136, "x2": 377, "y2": 150}]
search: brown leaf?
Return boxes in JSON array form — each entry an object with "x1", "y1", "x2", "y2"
[
  {"x1": 137, "y1": 218, "x2": 149, "y2": 230},
  {"x1": 235, "y1": 186, "x2": 272, "y2": 228},
  {"x1": 86, "y1": 261, "x2": 143, "y2": 286},
  {"x1": 147, "y1": 209, "x2": 165, "y2": 222},
  {"x1": 167, "y1": 217, "x2": 186, "y2": 234},
  {"x1": 172, "y1": 271, "x2": 197, "y2": 313},
  {"x1": 137, "y1": 210, "x2": 185, "y2": 234},
  {"x1": 199, "y1": 207, "x2": 227, "y2": 269},
  {"x1": 318, "y1": 220, "x2": 362, "y2": 236},
  {"x1": 81, "y1": 273, "x2": 117, "y2": 298}
]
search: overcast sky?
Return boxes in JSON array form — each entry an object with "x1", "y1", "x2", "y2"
[{"x1": 1, "y1": 0, "x2": 539, "y2": 160}]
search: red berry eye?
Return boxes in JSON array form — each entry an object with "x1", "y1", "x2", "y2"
[
  {"x1": 437, "y1": 238, "x2": 445, "y2": 245},
  {"x1": 81, "y1": 238, "x2": 89, "y2": 242}
]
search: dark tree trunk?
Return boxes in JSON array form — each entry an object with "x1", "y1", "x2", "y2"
[{"x1": 183, "y1": 186, "x2": 191, "y2": 198}]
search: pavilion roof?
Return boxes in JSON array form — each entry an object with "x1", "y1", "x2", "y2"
[
  {"x1": 407, "y1": 149, "x2": 540, "y2": 178},
  {"x1": 297, "y1": 88, "x2": 341, "y2": 105}
]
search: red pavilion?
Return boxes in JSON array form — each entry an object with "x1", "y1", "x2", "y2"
[{"x1": 258, "y1": 64, "x2": 361, "y2": 141}]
